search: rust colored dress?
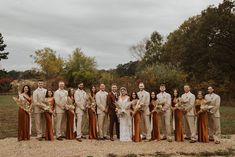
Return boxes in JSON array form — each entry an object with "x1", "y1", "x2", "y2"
[
  {"x1": 196, "y1": 99, "x2": 209, "y2": 143},
  {"x1": 149, "y1": 100, "x2": 161, "y2": 141},
  {"x1": 66, "y1": 96, "x2": 76, "y2": 139},
  {"x1": 44, "y1": 97, "x2": 55, "y2": 141},
  {"x1": 87, "y1": 94, "x2": 98, "y2": 139},
  {"x1": 172, "y1": 97, "x2": 184, "y2": 142},
  {"x1": 132, "y1": 110, "x2": 141, "y2": 142},
  {"x1": 18, "y1": 94, "x2": 31, "y2": 141}
]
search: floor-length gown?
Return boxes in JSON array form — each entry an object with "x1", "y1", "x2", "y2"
[
  {"x1": 149, "y1": 100, "x2": 161, "y2": 141},
  {"x1": 66, "y1": 96, "x2": 76, "y2": 139},
  {"x1": 196, "y1": 99, "x2": 209, "y2": 143},
  {"x1": 172, "y1": 97, "x2": 184, "y2": 142},
  {"x1": 18, "y1": 94, "x2": 31, "y2": 141},
  {"x1": 44, "y1": 97, "x2": 54, "y2": 141},
  {"x1": 87, "y1": 94, "x2": 98, "y2": 139},
  {"x1": 118, "y1": 97, "x2": 132, "y2": 141}
]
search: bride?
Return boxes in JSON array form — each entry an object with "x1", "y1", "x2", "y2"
[{"x1": 116, "y1": 87, "x2": 132, "y2": 141}]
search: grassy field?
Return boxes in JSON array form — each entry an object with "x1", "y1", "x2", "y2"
[{"x1": 0, "y1": 94, "x2": 235, "y2": 139}]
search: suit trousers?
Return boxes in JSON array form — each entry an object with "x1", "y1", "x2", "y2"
[
  {"x1": 76, "y1": 113, "x2": 84, "y2": 138},
  {"x1": 56, "y1": 113, "x2": 67, "y2": 138},
  {"x1": 161, "y1": 110, "x2": 172, "y2": 139},
  {"x1": 34, "y1": 112, "x2": 46, "y2": 138},
  {"x1": 97, "y1": 113, "x2": 109, "y2": 138},
  {"x1": 185, "y1": 115, "x2": 196, "y2": 140},
  {"x1": 141, "y1": 112, "x2": 151, "y2": 140},
  {"x1": 208, "y1": 114, "x2": 221, "y2": 142},
  {"x1": 109, "y1": 111, "x2": 120, "y2": 138}
]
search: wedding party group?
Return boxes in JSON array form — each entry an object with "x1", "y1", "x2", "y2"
[{"x1": 14, "y1": 80, "x2": 221, "y2": 144}]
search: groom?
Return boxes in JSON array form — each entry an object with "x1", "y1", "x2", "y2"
[{"x1": 107, "y1": 83, "x2": 120, "y2": 141}]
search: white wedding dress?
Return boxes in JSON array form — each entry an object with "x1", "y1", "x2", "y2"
[{"x1": 118, "y1": 97, "x2": 132, "y2": 141}]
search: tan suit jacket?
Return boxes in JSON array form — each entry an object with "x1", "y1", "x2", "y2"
[
  {"x1": 137, "y1": 90, "x2": 150, "y2": 115},
  {"x1": 205, "y1": 93, "x2": 221, "y2": 118},
  {"x1": 157, "y1": 92, "x2": 171, "y2": 111},
  {"x1": 32, "y1": 87, "x2": 47, "y2": 113},
  {"x1": 54, "y1": 89, "x2": 68, "y2": 114},
  {"x1": 96, "y1": 90, "x2": 108, "y2": 115},
  {"x1": 181, "y1": 92, "x2": 195, "y2": 116},
  {"x1": 74, "y1": 89, "x2": 87, "y2": 115}
]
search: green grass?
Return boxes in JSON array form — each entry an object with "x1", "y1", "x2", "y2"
[{"x1": 0, "y1": 94, "x2": 235, "y2": 139}]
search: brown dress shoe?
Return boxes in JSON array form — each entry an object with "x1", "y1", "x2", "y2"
[
  {"x1": 76, "y1": 138, "x2": 82, "y2": 142},
  {"x1": 56, "y1": 137, "x2": 63, "y2": 141}
]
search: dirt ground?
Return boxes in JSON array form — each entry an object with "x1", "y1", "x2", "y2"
[{"x1": 0, "y1": 135, "x2": 235, "y2": 157}]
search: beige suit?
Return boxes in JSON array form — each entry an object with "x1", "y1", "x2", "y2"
[
  {"x1": 137, "y1": 90, "x2": 151, "y2": 140},
  {"x1": 32, "y1": 87, "x2": 47, "y2": 138},
  {"x1": 157, "y1": 92, "x2": 172, "y2": 140},
  {"x1": 54, "y1": 89, "x2": 68, "y2": 138},
  {"x1": 205, "y1": 93, "x2": 221, "y2": 142},
  {"x1": 96, "y1": 90, "x2": 108, "y2": 138},
  {"x1": 181, "y1": 92, "x2": 196, "y2": 141},
  {"x1": 74, "y1": 88, "x2": 87, "y2": 138}
]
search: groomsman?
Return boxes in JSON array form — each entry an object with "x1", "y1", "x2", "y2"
[
  {"x1": 157, "y1": 84, "x2": 172, "y2": 142},
  {"x1": 33, "y1": 80, "x2": 47, "y2": 140},
  {"x1": 54, "y1": 81, "x2": 68, "y2": 140},
  {"x1": 107, "y1": 84, "x2": 120, "y2": 141},
  {"x1": 205, "y1": 86, "x2": 221, "y2": 144},
  {"x1": 137, "y1": 82, "x2": 151, "y2": 140},
  {"x1": 96, "y1": 84, "x2": 108, "y2": 140},
  {"x1": 181, "y1": 85, "x2": 197, "y2": 143},
  {"x1": 74, "y1": 82, "x2": 87, "y2": 142}
]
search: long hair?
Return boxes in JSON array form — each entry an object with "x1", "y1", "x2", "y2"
[
  {"x1": 45, "y1": 89, "x2": 54, "y2": 98},
  {"x1": 90, "y1": 86, "x2": 97, "y2": 97},
  {"x1": 150, "y1": 91, "x2": 157, "y2": 101},
  {"x1": 68, "y1": 88, "x2": 74, "y2": 98},
  {"x1": 130, "y1": 92, "x2": 139, "y2": 101},
  {"x1": 172, "y1": 89, "x2": 179, "y2": 98},
  {"x1": 21, "y1": 85, "x2": 31, "y2": 97}
]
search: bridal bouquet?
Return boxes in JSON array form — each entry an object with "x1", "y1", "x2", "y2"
[
  {"x1": 175, "y1": 98, "x2": 187, "y2": 110},
  {"x1": 151, "y1": 100, "x2": 163, "y2": 113},
  {"x1": 196, "y1": 100, "x2": 214, "y2": 115},
  {"x1": 115, "y1": 102, "x2": 127, "y2": 117},
  {"x1": 13, "y1": 97, "x2": 32, "y2": 114}
]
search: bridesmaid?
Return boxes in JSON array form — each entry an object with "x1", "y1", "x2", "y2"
[
  {"x1": 18, "y1": 85, "x2": 32, "y2": 141},
  {"x1": 130, "y1": 92, "x2": 141, "y2": 142},
  {"x1": 87, "y1": 86, "x2": 98, "y2": 139},
  {"x1": 65, "y1": 88, "x2": 76, "y2": 139},
  {"x1": 172, "y1": 89, "x2": 184, "y2": 142},
  {"x1": 195, "y1": 91, "x2": 209, "y2": 143},
  {"x1": 149, "y1": 91, "x2": 161, "y2": 141},
  {"x1": 44, "y1": 89, "x2": 55, "y2": 141}
]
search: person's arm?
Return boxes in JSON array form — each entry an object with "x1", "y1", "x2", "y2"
[
  {"x1": 211, "y1": 95, "x2": 220, "y2": 114},
  {"x1": 96, "y1": 93, "x2": 105, "y2": 112},
  {"x1": 54, "y1": 91, "x2": 64, "y2": 109},
  {"x1": 162, "y1": 94, "x2": 171, "y2": 111},
  {"x1": 185, "y1": 94, "x2": 195, "y2": 112},
  {"x1": 75, "y1": 91, "x2": 85, "y2": 111}
]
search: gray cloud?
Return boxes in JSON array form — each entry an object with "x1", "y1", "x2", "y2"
[{"x1": 0, "y1": 0, "x2": 222, "y2": 71}]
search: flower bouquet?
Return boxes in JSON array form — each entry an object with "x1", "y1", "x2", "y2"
[{"x1": 13, "y1": 96, "x2": 32, "y2": 114}]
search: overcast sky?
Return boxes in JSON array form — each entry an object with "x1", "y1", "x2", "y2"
[{"x1": 0, "y1": 0, "x2": 222, "y2": 71}]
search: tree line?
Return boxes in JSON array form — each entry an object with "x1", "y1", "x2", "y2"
[{"x1": 1, "y1": 1, "x2": 235, "y2": 103}]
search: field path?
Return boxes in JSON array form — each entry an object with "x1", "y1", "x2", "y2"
[{"x1": 0, "y1": 135, "x2": 235, "y2": 157}]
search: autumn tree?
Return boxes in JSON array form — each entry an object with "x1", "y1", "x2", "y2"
[
  {"x1": 64, "y1": 48, "x2": 97, "y2": 87},
  {"x1": 31, "y1": 48, "x2": 64, "y2": 78}
]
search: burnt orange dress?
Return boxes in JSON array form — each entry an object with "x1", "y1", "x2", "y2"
[
  {"x1": 132, "y1": 110, "x2": 141, "y2": 142},
  {"x1": 172, "y1": 97, "x2": 184, "y2": 142},
  {"x1": 87, "y1": 94, "x2": 97, "y2": 139},
  {"x1": 150, "y1": 100, "x2": 161, "y2": 141},
  {"x1": 196, "y1": 99, "x2": 209, "y2": 143},
  {"x1": 66, "y1": 96, "x2": 76, "y2": 139},
  {"x1": 45, "y1": 97, "x2": 55, "y2": 141},
  {"x1": 18, "y1": 94, "x2": 31, "y2": 141}
]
